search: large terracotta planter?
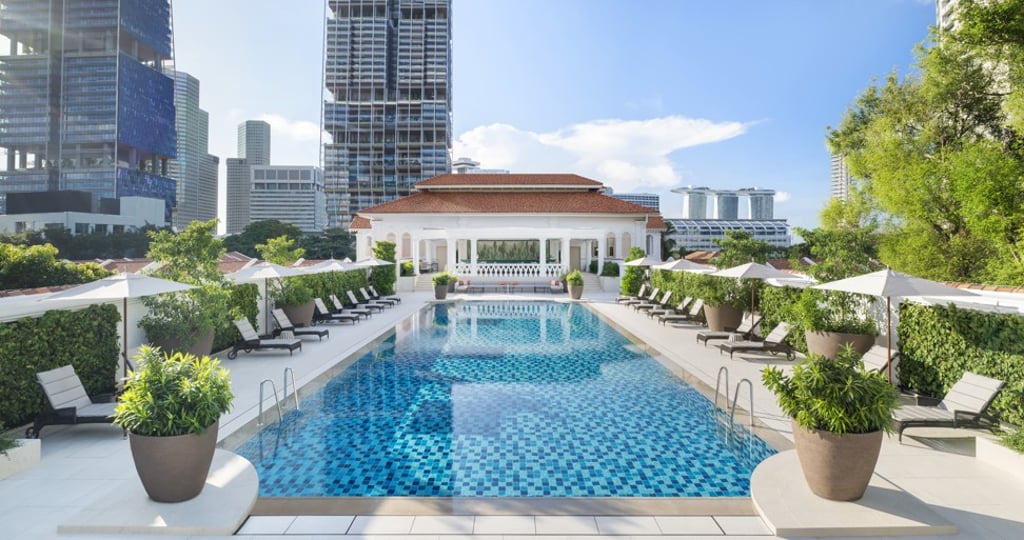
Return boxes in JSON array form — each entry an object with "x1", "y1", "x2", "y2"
[
  {"x1": 805, "y1": 330, "x2": 875, "y2": 360},
  {"x1": 129, "y1": 422, "x2": 219, "y2": 502},
  {"x1": 568, "y1": 284, "x2": 583, "y2": 300},
  {"x1": 704, "y1": 304, "x2": 743, "y2": 332},
  {"x1": 281, "y1": 300, "x2": 315, "y2": 327},
  {"x1": 434, "y1": 284, "x2": 448, "y2": 300},
  {"x1": 792, "y1": 421, "x2": 882, "y2": 501},
  {"x1": 150, "y1": 329, "x2": 215, "y2": 358}
]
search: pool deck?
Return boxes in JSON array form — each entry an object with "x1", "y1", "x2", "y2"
[{"x1": 1, "y1": 290, "x2": 1023, "y2": 539}]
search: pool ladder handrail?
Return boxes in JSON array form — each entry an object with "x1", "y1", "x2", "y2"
[
  {"x1": 714, "y1": 366, "x2": 755, "y2": 429},
  {"x1": 257, "y1": 367, "x2": 301, "y2": 426}
]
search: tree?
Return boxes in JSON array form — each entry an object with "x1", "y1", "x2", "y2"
[
  {"x1": 827, "y1": 10, "x2": 1024, "y2": 285},
  {"x1": 222, "y1": 220, "x2": 304, "y2": 258},
  {"x1": 712, "y1": 230, "x2": 775, "y2": 268},
  {"x1": 300, "y1": 228, "x2": 356, "y2": 260},
  {"x1": 370, "y1": 241, "x2": 397, "y2": 295},
  {"x1": 256, "y1": 235, "x2": 305, "y2": 266},
  {"x1": 660, "y1": 220, "x2": 678, "y2": 259},
  {"x1": 0, "y1": 242, "x2": 111, "y2": 290},
  {"x1": 620, "y1": 246, "x2": 646, "y2": 296}
]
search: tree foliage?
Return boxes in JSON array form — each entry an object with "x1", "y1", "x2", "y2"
[
  {"x1": 712, "y1": 230, "x2": 775, "y2": 268},
  {"x1": 300, "y1": 228, "x2": 356, "y2": 260},
  {"x1": 0, "y1": 242, "x2": 111, "y2": 290},
  {"x1": 370, "y1": 241, "x2": 397, "y2": 295},
  {"x1": 222, "y1": 220, "x2": 304, "y2": 257},
  {"x1": 827, "y1": 2, "x2": 1024, "y2": 285},
  {"x1": 0, "y1": 225, "x2": 157, "y2": 260}
]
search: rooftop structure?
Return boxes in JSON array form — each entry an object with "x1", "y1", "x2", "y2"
[
  {"x1": 830, "y1": 153, "x2": 852, "y2": 200},
  {"x1": 667, "y1": 219, "x2": 791, "y2": 251},
  {"x1": 168, "y1": 71, "x2": 219, "y2": 229},
  {"x1": 225, "y1": 121, "x2": 271, "y2": 234},
  {"x1": 323, "y1": 0, "x2": 453, "y2": 229},
  {"x1": 608, "y1": 191, "x2": 660, "y2": 212},
  {"x1": 0, "y1": 0, "x2": 178, "y2": 224},
  {"x1": 249, "y1": 165, "x2": 326, "y2": 233},
  {"x1": 672, "y1": 186, "x2": 776, "y2": 219}
]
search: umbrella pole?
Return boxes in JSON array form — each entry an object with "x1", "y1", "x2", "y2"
[
  {"x1": 886, "y1": 296, "x2": 892, "y2": 384},
  {"x1": 122, "y1": 297, "x2": 129, "y2": 379}
]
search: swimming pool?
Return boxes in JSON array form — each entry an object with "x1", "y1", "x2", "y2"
[{"x1": 231, "y1": 301, "x2": 777, "y2": 497}]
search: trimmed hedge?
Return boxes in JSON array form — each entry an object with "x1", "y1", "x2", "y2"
[
  {"x1": 899, "y1": 303, "x2": 1024, "y2": 426},
  {"x1": 0, "y1": 305, "x2": 120, "y2": 429},
  {"x1": 304, "y1": 269, "x2": 368, "y2": 307},
  {"x1": 213, "y1": 283, "x2": 260, "y2": 352}
]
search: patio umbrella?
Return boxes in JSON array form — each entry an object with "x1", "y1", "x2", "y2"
[
  {"x1": 814, "y1": 268, "x2": 978, "y2": 382},
  {"x1": 304, "y1": 258, "x2": 356, "y2": 274},
  {"x1": 43, "y1": 273, "x2": 194, "y2": 376},
  {"x1": 354, "y1": 257, "x2": 395, "y2": 267},
  {"x1": 227, "y1": 262, "x2": 306, "y2": 333},
  {"x1": 711, "y1": 262, "x2": 794, "y2": 331},
  {"x1": 623, "y1": 256, "x2": 662, "y2": 267},
  {"x1": 654, "y1": 258, "x2": 715, "y2": 273}
]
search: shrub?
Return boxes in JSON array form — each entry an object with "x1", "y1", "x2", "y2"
[
  {"x1": 600, "y1": 261, "x2": 620, "y2": 277},
  {"x1": 114, "y1": 347, "x2": 233, "y2": 437},
  {"x1": 0, "y1": 424, "x2": 16, "y2": 456},
  {"x1": 1001, "y1": 429, "x2": 1024, "y2": 454},
  {"x1": 588, "y1": 260, "x2": 598, "y2": 274},
  {"x1": 432, "y1": 272, "x2": 457, "y2": 286},
  {"x1": 371, "y1": 241, "x2": 397, "y2": 295},
  {"x1": 400, "y1": 261, "x2": 414, "y2": 276},
  {"x1": 213, "y1": 283, "x2": 259, "y2": 353},
  {"x1": 762, "y1": 347, "x2": 898, "y2": 435},
  {"x1": 566, "y1": 270, "x2": 584, "y2": 286},
  {"x1": 621, "y1": 247, "x2": 646, "y2": 295}
]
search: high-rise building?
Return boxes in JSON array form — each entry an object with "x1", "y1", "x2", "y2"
[
  {"x1": 225, "y1": 121, "x2": 271, "y2": 234},
  {"x1": 713, "y1": 192, "x2": 739, "y2": 220},
  {"x1": 831, "y1": 154, "x2": 852, "y2": 200},
  {"x1": 609, "y1": 192, "x2": 660, "y2": 212},
  {"x1": 250, "y1": 166, "x2": 326, "y2": 233},
  {"x1": 936, "y1": 0, "x2": 960, "y2": 33},
  {"x1": 742, "y1": 188, "x2": 775, "y2": 219},
  {"x1": 168, "y1": 71, "x2": 219, "y2": 229},
  {"x1": 0, "y1": 0, "x2": 177, "y2": 223},
  {"x1": 322, "y1": 0, "x2": 453, "y2": 228},
  {"x1": 672, "y1": 186, "x2": 710, "y2": 219}
]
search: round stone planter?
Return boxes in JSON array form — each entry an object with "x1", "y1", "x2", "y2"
[
  {"x1": 703, "y1": 304, "x2": 743, "y2": 332},
  {"x1": 568, "y1": 284, "x2": 583, "y2": 300},
  {"x1": 281, "y1": 300, "x2": 315, "y2": 327},
  {"x1": 805, "y1": 330, "x2": 875, "y2": 360},
  {"x1": 792, "y1": 421, "x2": 882, "y2": 501},
  {"x1": 129, "y1": 422, "x2": 219, "y2": 502},
  {"x1": 434, "y1": 284, "x2": 449, "y2": 300},
  {"x1": 149, "y1": 329, "x2": 215, "y2": 358}
]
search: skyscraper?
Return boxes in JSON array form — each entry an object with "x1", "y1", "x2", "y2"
[
  {"x1": 0, "y1": 0, "x2": 177, "y2": 223},
  {"x1": 830, "y1": 153, "x2": 852, "y2": 200},
  {"x1": 322, "y1": 0, "x2": 453, "y2": 228},
  {"x1": 225, "y1": 120, "x2": 271, "y2": 234},
  {"x1": 168, "y1": 71, "x2": 219, "y2": 229}
]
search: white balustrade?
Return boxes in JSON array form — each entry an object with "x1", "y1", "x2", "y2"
[{"x1": 452, "y1": 262, "x2": 567, "y2": 278}]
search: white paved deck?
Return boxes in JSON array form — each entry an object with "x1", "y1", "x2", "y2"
[{"x1": 0, "y1": 289, "x2": 1022, "y2": 538}]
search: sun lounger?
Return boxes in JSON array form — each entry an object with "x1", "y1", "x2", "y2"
[
  {"x1": 27, "y1": 365, "x2": 119, "y2": 438},
  {"x1": 272, "y1": 308, "x2": 330, "y2": 340},
  {"x1": 330, "y1": 294, "x2": 371, "y2": 318},
  {"x1": 227, "y1": 319, "x2": 302, "y2": 359},
  {"x1": 623, "y1": 287, "x2": 659, "y2": 308},
  {"x1": 892, "y1": 371, "x2": 1005, "y2": 442},
  {"x1": 314, "y1": 298, "x2": 362, "y2": 324},
  {"x1": 859, "y1": 344, "x2": 901, "y2": 383},
  {"x1": 634, "y1": 290, "x2": 672, "y2": 313},
  {"x1": 718, "y1": 322, "x2": 794, "y2": 360},
  {"x1": 648, "y1": 297, "x2": 691, "y2": 318},
  {"x1": 360, "y1": 287, "x2": 396, "y2": 307},
  {"x1": 658, "y1": 299, "x2": 704, "y2": 325},
  {"x1": 696, "y1": 314, "x2": 760, "y2": 346},
  {"x1": 615, "y1": 284, "x2": 648, "y2": 304},
  {"x1": 368, "y1": 285, "x2": 401, "y2": 303},
  {"x1": 347, "y1": 290, "x2": 385, "y2": 313}
]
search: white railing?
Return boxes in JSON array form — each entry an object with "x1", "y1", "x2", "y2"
[{"x1": 452, "y1": 262, "x2": 567, "y2": 279}]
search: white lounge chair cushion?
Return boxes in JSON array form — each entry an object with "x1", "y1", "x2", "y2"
[
  {"x1": 891, "y1": 405, "x2": 955, "y2": 423},
  {"x1": 36, "y1": 365, "x2": 93, "y2": 411},
  {"x1": 77, "y1": 402, "x2": 117, "y2": 418}
]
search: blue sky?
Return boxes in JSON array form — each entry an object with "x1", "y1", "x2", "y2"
[{"x1": 172, "y1": 0, "x2": 936, "y2": 230}]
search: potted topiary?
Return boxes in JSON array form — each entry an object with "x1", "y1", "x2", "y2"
[
  {"x1": 795, "y1": 289, "x2": 878, "y2": 359},
  {"x1": 689, "y1": 273, "x2": 746, "y2": 331},
  {"x1": 762, "y1": 347, "x2": 898, "y2": 501},
  {"x1": 258, "y1": 235, "x2": 316, "y2": 326},
  {"x1": 114, "y1": 346, "x2": 233, "y2": 502},
  {"x1": 566, "y1": 270, "x2": 584, "y2": 300},
  {"x1": 432, "y1": 272, "x2": 456, "y2": 300}
]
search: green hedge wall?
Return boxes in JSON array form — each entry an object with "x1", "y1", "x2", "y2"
[
  {"x1": 213, "y1": 283, "x2": 260, "y2": 352},
  {"x1": 899, "y1": 303, "x2": 1024, "y2": 426},
  {"x1": 304, "y1": 270, "x2": 368, "y2": 307},
  {"x1": 0, "y1": 305, "x2": 120, "y2": 429}
]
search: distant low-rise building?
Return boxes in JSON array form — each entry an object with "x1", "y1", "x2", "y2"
[
  {"x1": 250, "y1": 166, "x2": 326, "y2": 233},
  {"x1": 0, "y1": 194, "x2": 165, "y2": 235},
  {"x1": 667, "y1": 219, "x2": 791, "y2": 252}
]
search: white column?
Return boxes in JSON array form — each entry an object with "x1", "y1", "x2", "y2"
[
  {"x1": 446, "y1": 237, "x2": 455, "y2": 272},
  {"x1": 411, "y1": 236, "x2": 420, "y2": 276},
  {"x1": 597, "y1": 236, "x2": 606, "y2": 274},
  {"x1": 561, "y1": 237, "x2": 570, "y2": 273},
  {"x1": 539, "y1": 238, "x2": 547, "y2": 276},
  {"x1": 470, "y1": 238, "x2": 478, "y2": 276}
]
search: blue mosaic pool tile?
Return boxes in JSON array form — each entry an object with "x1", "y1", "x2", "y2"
[{"x1": 233, "y1": 302, "x2": 777, "y2": 497}]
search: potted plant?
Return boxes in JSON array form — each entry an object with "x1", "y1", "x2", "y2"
[
  {"x1": 114, "y1": 346, "x2": 233, "y2": 502},
  {"x1": 432, "y1": 272, "x2": 456, "y2": 300},
  {"x1": 566, "y1": 269, "x2": 584, "y2": 300},
  {"x1": 795, "y1": 289, "x2": 878, "y2": 359},
  {"x1": 690, "y1": 273, "x2": 746, "y2": 331},
  {"x1": 0, "y1": 423, "x2": 40, "y2": 481},
  {"x1": 762, "y1": 347, "x2": 898, "y2": 501},
  {"x1": 258, "y1": 235, "x2": 316, "y2": 326}
]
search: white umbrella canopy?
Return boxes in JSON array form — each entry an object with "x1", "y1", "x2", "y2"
[
  {"x1": 43, "y1": 273, "x2": 195, "y2": 375},
  {"x1": 354, "y1": 257, "x2": 395, "y2": 267},
  {"x1": 624, "y1": 256, "x2": 662, "y2": 267},
  {"x1": 303, "y1": 258, "x2": 357, "y2": 275},
  {"x1": 655, "y1": 259, "x2": 715, "y2": 273},
  {"x1": 227, "y1": 262, "x2": 307, "y2": 333},
  {"x1": 710, "y1": 262, "x2": 793, "y2": 280},
  {"x1": 814, "y1": 268, "x2": 978, "y2": 382}
]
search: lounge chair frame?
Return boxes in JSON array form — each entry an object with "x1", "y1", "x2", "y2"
[
  {"x1": 615, "y1": 284, "x2": 648, "y2": 304},
  {"x1": 329, "y1": 294, "x2": 371, "y2": 319},
  {"x1": 228, "y1": 319, "x2": 302, "y2": 359},
  {"x1": 658, "y1": 299, "x2": 704, "y2": 325},
  {"x1": 368, "y1": 285, "x2": 401, "y2": 303},
  {"x1": 893, "y1": 372, "x2": 1005, "y2": 442},
  {"x1": 272, "y1": 308, "x2": 330, "y2": 340},
  {"x1": 314, "y1": 298, "x2": 361, "y2": 324},
  {"x1": 696, "y1": 315, "x2": 761, "y2": 346},
  {"x1": 347, "y1": 290, "x2": 385, "y2": 312},
  {"x1": 718, "y1": 322, "x2": 795, "y2": 360},
  {"x1": 27, "y1": 365, "x2": 120, "y2": 438}
]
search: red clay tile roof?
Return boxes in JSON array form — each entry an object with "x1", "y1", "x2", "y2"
[
  {"x1": 358, "y1": 191, "x2": 661, "y2": 215},
  {"x1": 350, "y1": 215, "x2": 371, "y2": 230},
  {"x1": 415, "y1": 173, "x2": 603, "y2": 188},
  {"x1": 646, "y1": 216, "x2": 667, "y2": 231}
]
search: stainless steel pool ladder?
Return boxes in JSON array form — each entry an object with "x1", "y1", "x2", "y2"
[
  {"x1": 714, "y1": 366, "x2": 754, "y2": 429},
  {"x1": 257, "y1": 367, "x2": 301, "y2": 426}
]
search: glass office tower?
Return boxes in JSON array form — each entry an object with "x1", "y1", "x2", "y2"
[
  {"x1": 323, "y1": 0, "x2": 452, "y2": 228},
  {"x1": 0, "y1": 0, "x2": 177, "y2": 223}
]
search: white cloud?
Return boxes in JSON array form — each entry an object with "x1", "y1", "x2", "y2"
[
  {"x1": 774, "y1": 191, "x2": 791, "y2": 203},
  {"x1": 454, "y1": 115, "x2": 750, "y2": 193},
  {"x1": 257, "y1": 113, "x2": 324, "y2": 143}
]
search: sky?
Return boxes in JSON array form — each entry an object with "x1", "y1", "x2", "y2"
[{"x1": 171, "y1": 0, "x2": 937, "y2": 231}]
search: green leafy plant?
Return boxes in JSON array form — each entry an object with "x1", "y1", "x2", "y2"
[
  {"x1": 400, "y1": 261, "x2": 415, "y2": 277},
  {"x1": 371, "y1": 241, "x2": 397, "y2": 295},
  {"x1": 621, "y1": 247, "x2": 646, "y2": 295},
  {"x1": 794, "y1": 289, "x2": 879, "y2": 335},
  {"x1": 256, "y1": 234, "x2": 314, "y2": 308},
  {"x1": 1001, "y1": 429, "x2": 1024, "y2": 454},
  {"x1": 588, "y1": 260, "x2": 598, "y2": 274},
  {"x1": 0, "y1": 423, "x2": 17, "y2": 456},
  {"x1": 432, "y1": 272, "x2": 457, "y2": 286},
  {"x1": 600, "y1": 261, "x2": 620, "y2": 277},
  {"x1": 114, "y1": 347, "x2": 233, "y2": 437},
  {"x1": 762, "y1": 347, "x2": 898, "y2": 435},
  {"x1": 565, "y1": 270, "x2": 584, "y2": 286},
  {"x1": 213, "y1": 283, "x2": 259, "y2": 353}
]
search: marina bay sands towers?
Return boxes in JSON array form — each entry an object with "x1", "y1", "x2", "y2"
[{"x1": 671, "y1": 186, "x2": 776, "y2": 220}]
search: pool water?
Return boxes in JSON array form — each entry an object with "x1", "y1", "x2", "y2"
[{"x1": 232, "y1": 302, "x2": 776, "y2": 497}]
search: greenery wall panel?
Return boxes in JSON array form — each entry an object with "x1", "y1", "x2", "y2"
[{"x1": 213, "y1": 283, "x2": 260, "y2": 352}]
